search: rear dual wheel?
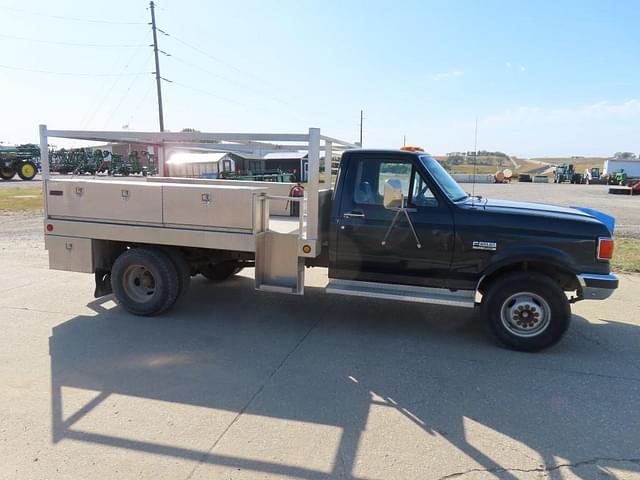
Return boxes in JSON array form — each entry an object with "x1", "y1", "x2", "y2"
[
  {"x1": 111, "y1": 248, "x2": 181, "y2": 316},
  {"x1": 199, "y1": 261, "x2": 243, "y2": 282}
]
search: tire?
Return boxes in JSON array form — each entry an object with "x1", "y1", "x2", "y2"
[
  {"x1": 481, "y1": 272, "x2": 571, "y2": 351},
  {"x1": 200, "y1": 261, "x2": 239, "y2": 282},
  {"x1": 111, "y1": 247, "x2": 180, "y2": 316},
  {"x1": 163, "y1": 248, "x2": 191, "y2": 299},
  {"x1": 0, "y1": 166, "x2": 16, "y2": 180},
  {"x1": 17, "y1": 161, "x2": 37, "y2": 181}
]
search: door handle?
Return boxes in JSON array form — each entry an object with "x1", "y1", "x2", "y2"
[{"x1": 343, "y1": 211, "x2": 365, "y2": 218}]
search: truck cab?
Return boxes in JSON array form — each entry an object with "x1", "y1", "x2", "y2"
[{"x1": 327, "y1": 149, "x2": 618, "y2": 350}]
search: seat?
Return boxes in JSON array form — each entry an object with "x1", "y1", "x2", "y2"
[{"x1": 355, "y1": 181, "x2": 375, "y2": 204}]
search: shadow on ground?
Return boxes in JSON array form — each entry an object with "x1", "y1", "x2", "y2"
[{"x1": 49, "y1": 275, "x2": 640, "y2": 479}]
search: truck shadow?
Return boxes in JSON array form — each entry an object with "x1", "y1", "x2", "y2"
[{"x1": 49, "y1": 275, "x2": 640, "y2": 479}]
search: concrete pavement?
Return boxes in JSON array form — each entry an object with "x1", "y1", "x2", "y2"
[{"x1": 1, "y1": 214, "x2": 640, "y2": 479}]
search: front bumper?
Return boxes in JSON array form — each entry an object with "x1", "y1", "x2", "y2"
[{"x1": 577, "y1": 273, "x2": 619, "y2": 300}]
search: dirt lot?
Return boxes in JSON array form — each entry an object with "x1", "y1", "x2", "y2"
[
  {"x1": 469, "y1": 182, "x2": 639, "y2": 239},
  {"x1": 1, "y1": 207, "x2": 640, "y2": 479}
]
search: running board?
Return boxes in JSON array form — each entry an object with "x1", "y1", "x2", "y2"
[{"x1": 326, "y1": 279, "x2": 476, "y2": 308}]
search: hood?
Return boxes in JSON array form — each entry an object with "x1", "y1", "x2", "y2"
[
  {"x1": 474, "y1": 198, "x2": 615, "y2": 234},
  {"x1": 482, "y1": 198, "x2": 590, "y2": 217}
]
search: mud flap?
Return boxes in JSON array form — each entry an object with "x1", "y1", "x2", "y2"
[{"x1": 94, "y1": 269, "x2": 112, "y2": 298}]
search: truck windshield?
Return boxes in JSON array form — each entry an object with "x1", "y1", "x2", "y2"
[{"x1": 419, "y1": 155, "x2": 468, "y2": 202}]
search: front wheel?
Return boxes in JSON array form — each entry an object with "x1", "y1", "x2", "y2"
[
  {"x1": 17, "y1": 161, "x2": 37, "y2": 180},
  {"x1": 481, "y1": 272, "x2": 571, "y2": 351}
]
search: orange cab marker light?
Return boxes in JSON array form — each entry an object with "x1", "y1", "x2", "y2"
[
  {"x1": 597, "y1": 238, "x2": 614, "y2": 260},
  {"x1": 400, "y1": 146, "x2": 425, "y2": 152}
]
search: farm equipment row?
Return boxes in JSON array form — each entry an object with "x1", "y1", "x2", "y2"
[
  {"x1": 1, "y1": 144, "x2": 158, "y2": 180},
  {"x1": 50, "y1": 149, "x2": 157, "y2": 176}
]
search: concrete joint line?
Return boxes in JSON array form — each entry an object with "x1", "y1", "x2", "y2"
[
  {"x1": 438, "y1": 457, "x2": 640, "y2": 479},
  {"x1": 183, "y1": 315, "x2": 325, "y2": 480}
]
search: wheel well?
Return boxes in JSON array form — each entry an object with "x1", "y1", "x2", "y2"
[
  {"x1": 102, "y1": 244, "x2": 254, "y2": 273},
  {"x1": 478, "y1": 261, "x2": 579, "y2": 294}
]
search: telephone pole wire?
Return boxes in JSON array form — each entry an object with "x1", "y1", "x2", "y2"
[{"x1": 150, "y1": 1, "x2": 164, "y2": 131}]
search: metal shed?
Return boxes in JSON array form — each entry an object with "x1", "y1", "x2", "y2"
[{"x1": 263, "y1": 152, "x2": 309, "y2": 182}]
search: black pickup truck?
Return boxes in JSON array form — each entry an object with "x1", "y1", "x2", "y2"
[
  {"x1": 325, "y1": 149, "x2": 618, "y2": 351},
  {"x1": 65, "y1": 147, "x2": 618, "y2": 353}
]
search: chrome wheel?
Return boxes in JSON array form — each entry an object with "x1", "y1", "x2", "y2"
[
  {"x1": 123, "y1": 265, "x2": 156, "y2": 303},
  {"x1": 500, "y1": 292, "x2": 551, "y2": 338}
]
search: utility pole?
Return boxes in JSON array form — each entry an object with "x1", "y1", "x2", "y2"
[
  {"x1": 150, "y1": 1, "x2": 164, "y2": 132},
  {"x1": 359, "y1": 109, "x2": 363, "y2": 147}
]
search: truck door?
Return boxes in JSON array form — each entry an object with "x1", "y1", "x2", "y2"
[{"x1": 331, "y1": 153, "x2": 454, "y2": 288}]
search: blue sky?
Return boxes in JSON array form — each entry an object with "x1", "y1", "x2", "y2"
[{"x1": 1, "y1": 0, "x2": 638, "y2": 157}]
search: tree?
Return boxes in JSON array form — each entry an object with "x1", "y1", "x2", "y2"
[{"x1": 614, "y1": 152, "x2": 636, "y2": 160}]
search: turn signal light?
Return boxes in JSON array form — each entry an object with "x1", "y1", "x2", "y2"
[{"x1": 597, "y1": 238, "x2": 614, "y2": 260}]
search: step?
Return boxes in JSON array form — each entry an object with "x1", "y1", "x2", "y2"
[{"x1": 326, "y1": 279, "x2": 476, "y2": 308}]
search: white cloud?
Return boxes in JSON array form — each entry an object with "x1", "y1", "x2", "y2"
[
  {"x1": 505, "y1": 62, "x2": 512, "y2": 69},
  {"x1": 519, "y1": 65, "x2": 526, "y2": 72},
  {"x1": 431, "y1": 70, "x2": 464, "y2": 81}
]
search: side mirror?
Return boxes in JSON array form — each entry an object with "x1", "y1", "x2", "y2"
[{"x1": 383, "y1": 178, "x2": 403, "y2": 209}]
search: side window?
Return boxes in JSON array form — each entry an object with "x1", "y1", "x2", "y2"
[
  {"x1": 411, "y1": 173, "x2": 438, "y2": 207},
  {"x1": 353, "y1": 158, "x2": 411, "y2": 205},
  {"x1": 352, "y1": 157, "x2": 438, "y2": 207},
  {"x1": 378, "y1": 162, "x2": 411, "y2": 198}
]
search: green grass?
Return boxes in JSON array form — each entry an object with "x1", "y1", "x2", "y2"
[
  {"x1": 0, "y1": 187, "x2": 43, "y2": 213},
  {"x1": 612, "y1": 237, "x2": 640, "y2": 273}
]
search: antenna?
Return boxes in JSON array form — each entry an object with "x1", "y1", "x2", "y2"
[{"x1": 471, "y1": 117, "x2": 478, "y2": 206}]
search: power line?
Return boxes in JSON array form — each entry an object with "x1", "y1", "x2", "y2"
[
  {"x1": 162, "y1": 31, "x2": 293, "y2": 101},
  {"x1": 0, "y1": 5, "x2": 145, "y2": 25},
  {"x1": 0, "y1": 33, "x2": 146, "y2": 48},
  {"x1": 166, "y1": 53, "x2": 300, "y2": 112},
  {"x1": 81, "y1": 33, "x2": 152, "y2": 128},
  {"x1": 126, "y1": 81, "x2": 156, "y2": 128},
  {"x1": 103, "y1": 57, "x2": 154, "y2": 129},
  {"x1": 83, "y1": 51, "x2": 155, "y2": 128},
  {"x1": 0, "y1": 64, "x2": 149, "y2": 77}
]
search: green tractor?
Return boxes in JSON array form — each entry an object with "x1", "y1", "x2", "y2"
[
  {"x1": 608, "y1": 169, "x2": 628, "y2": 186},
  {"x1": 0, "y1": 144, "x2": 40, "y2": 181}
]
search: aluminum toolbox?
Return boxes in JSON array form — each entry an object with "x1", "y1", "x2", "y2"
[
  {"x1": 162, "y1": 183, "x2": 266, "y2": 232},
  {"x1": 45, "y1": 235, "x2": 94, "y2": 273},
  {"x1": 47, "y1": 179, "x2": 163, "y2": 224}
]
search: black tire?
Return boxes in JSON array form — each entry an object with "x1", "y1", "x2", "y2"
[
  {"x1": 163, "y1": 248, "x2": 191, "y2": 299},
  {"x1": 199, "y1": 261, "x2": 239, "y2": 282},
  {"x1": 17, "y1": 161, "x2": 37, "y2": 181},
  {"x1": 481, "y1": 272, "x2": 571, "y2": 351},
  {"x1": 0, "y1": 166, "x2": 16, "y2": 180},
  {"x1": 111, "y1": 247, "x2": 180, "y2": 316}
]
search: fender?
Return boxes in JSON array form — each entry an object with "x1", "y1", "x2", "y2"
[{"x1": 476, "y1": 244, "x2": 577, "y2": 291}]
